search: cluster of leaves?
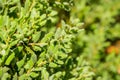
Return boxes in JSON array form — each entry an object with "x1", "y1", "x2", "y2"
[
  {"x1": 0, "y1": 0, "x2": 94, "y2": 80},
  {"x1": 71, "y1": 0, "x2": 120, "y2": 80}
]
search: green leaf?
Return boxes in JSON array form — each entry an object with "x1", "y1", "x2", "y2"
[
  {"x1": 41, "y1": 32, "x2": 54, "y2": 43},
  {"x1": 17, "y1": 55, "x2": 26, "y2": 70},
  {"x1": 39, "y1": 20, "x2": 47, "y2": 26},
  {"x1": 27, "y1": 29, "x2": 34, "y2": 36},
  {"x1": 56, "y1": 60, "x2": 64, "y2": 65},
  {"x1": 25, "y1": 46, "x2": 34, "y2": 54},
  {"x1": 58, "y1": 52, "x2": 68, "y2": 59},
  {"x1": 13, "y1": 73, "x2": 18, "y2": 80},
  {"x1": 40, "y1": 14, "x2": 47, "y2": 21},
  {"x1": 41, "y1": 68, "x2": 49, "y2": 80},
  {"x1": 19, "y1": 74, "x2": 32, "y2": 80},
  {"x1": 32, "y1": 32, "x2": 41, "y2": 42},
  {"x1": 37, "y1": 59, "x2": 45, "y2": 66},
  {"x1": 49, "y1": 62, "x2": 58, "y2": 68},
  {"x1": 24, "y1": 59, "x2": 34, "y2": 69},
  {"x1": 49, "y1": 11, "x2": 58, "y2": 17},
  {"x1": 29, "y1": 72, "x2": 39, "y2": 78},
  {"x1": 19, "y1": 68, "x2": 24, "y2": 76},
  {"x1": 0, "y1": 67, "x2": 9, "y2": 78},
  {"x1": 1, "y1": 73, "x2": 10, "y2": 80},
  {"x1": 5, "y1": 52, "x2": 15, "y2": 65},
  {"x1": 24, "y1": 52, "x2": 37, "y2": 69},
  {"x1": 24, "y1": 0, "x2": 31, "y2": 14},
  {"x1": 9, "y1": 40, "x2": 19, "y2": 47},
  {"x1": 3, "y1": 15, "x2": 9, "y2": 26},
  {"x1": 31, "y1": 53, "x2": 37, "y2": 63},
  {"x1": 32, "y1": 45, "x2": 41, "y2": 51}
]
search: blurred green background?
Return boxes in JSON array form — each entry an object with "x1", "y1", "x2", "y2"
[{"x1": 71, "y1": 0, "x2": 120, "y2": 80}]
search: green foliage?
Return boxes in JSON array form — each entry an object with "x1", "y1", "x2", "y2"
[
  {"x1": 71, "y1": 0, "x2": 120, "y2": 80},
  {"x1": 1, "y1": 0, "x2": 120, "y2": 80},
  {"x1": 0, "y1": 0, "x2": 94, "y2": 80}
]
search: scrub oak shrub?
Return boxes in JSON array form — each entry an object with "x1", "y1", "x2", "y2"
[
  {"x1": 0, "y1": 0, "x2": 94, "y2": 80},
  {"x1": 71, "y1": 0, "x2": 120, "y2": 80}
]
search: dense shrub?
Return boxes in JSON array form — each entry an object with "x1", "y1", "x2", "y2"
[
  {"x1": 1, "y1": 0, "x2": 120, "y2": 80},
  {"x1": 0, "y1": 0, "x2": 94, "y2": 80}
]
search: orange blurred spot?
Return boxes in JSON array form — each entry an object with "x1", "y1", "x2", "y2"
[{"x1": 106, "y1": 45, "x2": 119, "y2": 54}]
